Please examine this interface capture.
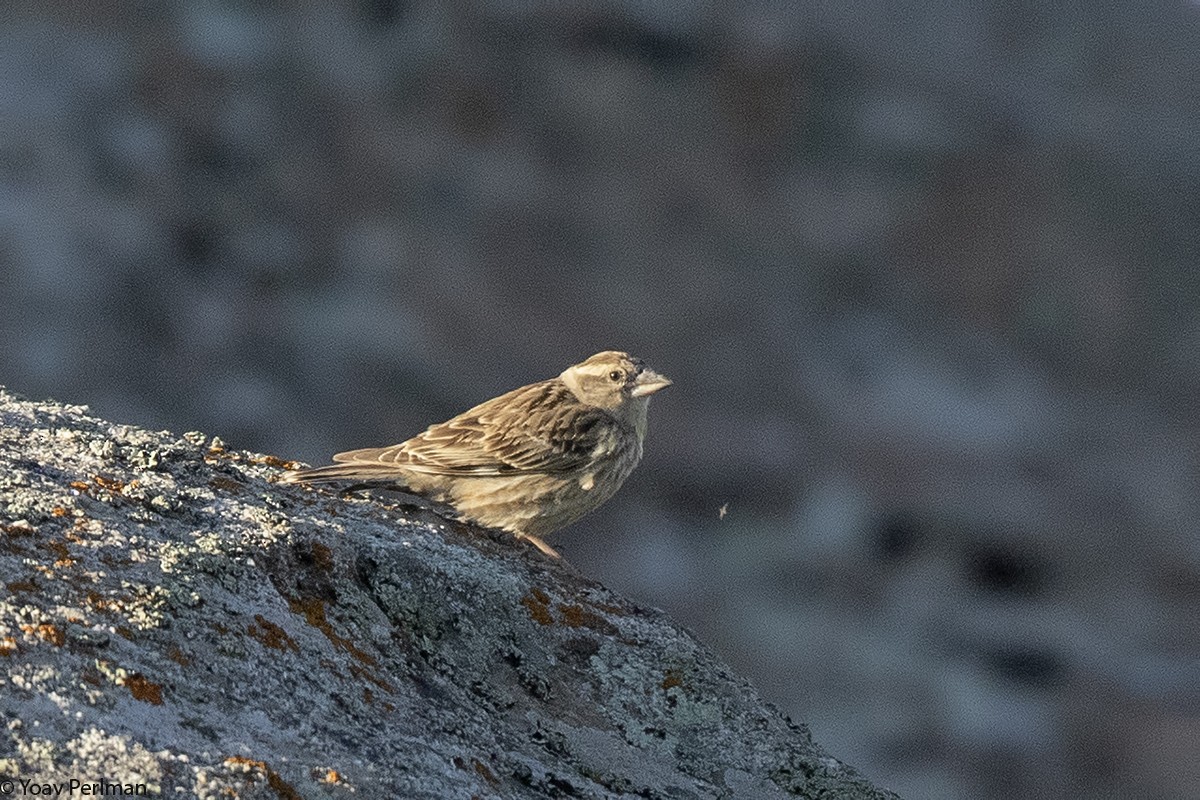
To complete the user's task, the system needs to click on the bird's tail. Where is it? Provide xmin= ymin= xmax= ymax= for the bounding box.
xmin=279 ymin=462 xmax=410 ymax=486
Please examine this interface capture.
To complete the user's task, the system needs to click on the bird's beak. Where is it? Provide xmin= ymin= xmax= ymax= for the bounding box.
xmin=631 ymin=368 xmax=672 ymax=397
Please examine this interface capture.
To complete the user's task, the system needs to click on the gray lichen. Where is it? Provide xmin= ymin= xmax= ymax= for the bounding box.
xmin=0 ymin=387 xmax=899 ymax=799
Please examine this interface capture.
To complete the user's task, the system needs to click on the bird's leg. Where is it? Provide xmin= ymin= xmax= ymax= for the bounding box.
xmin=518 ymin=533 xmax=561 ymax=559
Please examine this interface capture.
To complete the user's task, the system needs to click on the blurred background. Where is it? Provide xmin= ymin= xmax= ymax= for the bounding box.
xmin=3 ymin=2 xmax=1199 ymax=798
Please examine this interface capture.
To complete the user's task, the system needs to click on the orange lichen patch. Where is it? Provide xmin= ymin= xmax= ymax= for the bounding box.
xmin=347 ymin=663 xmax=396 ymax=694
xmin=287 ymin=596 xmax=395 ymax=694
xmin=1 ymin=524 xmax=37 ymax=549
xmin=555 ymin=604 xmax=617 ymax=635
xmin=452 ymin=756 xmax=500 ymax=787
xmin=520 ymin=590 xmax=618 ymax=633
xmin=287 ymin=596 xmax=377 ymax=666
xmin=662 ymin=669 xmax=684 ymax=691
xmin=315 ymin=768 xmax=345 ymax=785
xmin=39 ymin=624 xmax=66 ymax=646
xmin=45 ymin=539 xmax=75 ymax=568
xmin=223 ymin=757 xmax=301 ymax=800
xmin=123 ymin=673 xmax=163 ymax=705
xmin=247 ymin=614 xmax=300 ymax=653
xmin=472 ymin=759 xmax=500 ymax=787
xmin=69 ymin=475 xmax=131 ymax=503
xmin=51 ymin=507 xmax=69 ymax=518
xmin=5 ymin=579 xmax=38 ymax=593
xmin=521 ymin=590 xmax=554 ymax=626
xmin=309 ymin=541 xmax=335 ymax=573
xmin=0 ymin=636 xmax=18 ymax=656
xmin=86 ymin=591 xmax=113 ymax=612
xmin=208 ymin=476 xmax=243 ymax=493
xmin=20 ymin=623 xmax=65 ymax=647
xmin=249 ymin=454 xmax=297 ymax=469
xmin=92 ymin=474 xmax=127 ymax=493
xmin=167 ymin=646 xmax=192 ymax=667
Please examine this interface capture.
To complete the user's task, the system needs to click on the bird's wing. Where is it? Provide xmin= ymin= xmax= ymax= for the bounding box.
xmin=332 ymin=380 xmax=616 ymax=477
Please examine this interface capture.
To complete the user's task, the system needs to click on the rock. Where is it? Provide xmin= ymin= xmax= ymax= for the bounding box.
xmin=0 ymin=387 xmax=897 ymax=799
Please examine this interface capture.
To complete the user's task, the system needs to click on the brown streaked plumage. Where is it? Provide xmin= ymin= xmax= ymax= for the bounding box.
xmin=280 ymin=351 xmax=671 ymax=557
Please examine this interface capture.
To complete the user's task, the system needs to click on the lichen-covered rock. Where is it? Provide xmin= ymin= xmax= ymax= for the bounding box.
xmin=0 ymin=387 xmax=898 ymax=799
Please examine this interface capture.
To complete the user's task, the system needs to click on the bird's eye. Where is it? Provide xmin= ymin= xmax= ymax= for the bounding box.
xmin=609 ymin=370 xmax=624 ymax=383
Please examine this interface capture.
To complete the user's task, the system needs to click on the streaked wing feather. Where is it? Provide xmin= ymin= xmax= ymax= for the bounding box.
xmin=331 ymin=380 xmax=612 ymax=477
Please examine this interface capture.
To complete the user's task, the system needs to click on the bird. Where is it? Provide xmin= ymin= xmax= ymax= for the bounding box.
xmin=281 ymin=351 xmax=671 ymax=557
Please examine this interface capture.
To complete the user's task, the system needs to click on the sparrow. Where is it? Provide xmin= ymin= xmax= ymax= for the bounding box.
xmin=281 ymin=351 xmax=671 ymax=557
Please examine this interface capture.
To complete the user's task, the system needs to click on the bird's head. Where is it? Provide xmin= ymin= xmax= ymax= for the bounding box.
xmin=560 ymin=351 xmax=672 ymax=413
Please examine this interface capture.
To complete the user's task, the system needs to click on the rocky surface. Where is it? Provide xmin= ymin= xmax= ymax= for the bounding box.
xmin=0 ymin=387 xmax=897 ymax=799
